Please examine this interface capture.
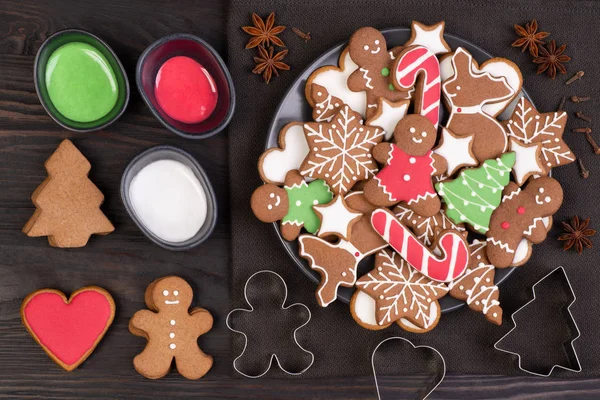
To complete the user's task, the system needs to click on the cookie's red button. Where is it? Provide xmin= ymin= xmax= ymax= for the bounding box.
xmin=501 ymin=221 xmax=510 ymax=230
xmin=517 ymin=206 xmax=525 ymax=215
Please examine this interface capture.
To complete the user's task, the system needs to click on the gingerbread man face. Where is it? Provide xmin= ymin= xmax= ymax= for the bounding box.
xmin=250 ymin=184 xmax=289 ymax=222
xmin=149 ymin=276 xmax=194 ymax=312
xmin=525 ymin=178 xmax=563 ymax=215
xmin=348 ymin=27 xmax=388 ymax=66
xmin=393 ymin=114 xmax=437 ymax=156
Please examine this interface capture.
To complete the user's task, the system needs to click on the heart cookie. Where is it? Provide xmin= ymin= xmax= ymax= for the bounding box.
xmin=21 ymin=286 xmax=115 ymax=371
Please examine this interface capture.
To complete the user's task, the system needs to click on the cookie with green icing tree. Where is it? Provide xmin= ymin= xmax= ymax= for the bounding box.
xmin=436 ymin=152 xmax=516 ymax=234
xmin=250 ymin=170 xmax=333 ymax=241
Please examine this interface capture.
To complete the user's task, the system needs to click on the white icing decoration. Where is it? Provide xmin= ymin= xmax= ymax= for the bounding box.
xmin=359 ymin=67 xmax=374 ymax=89
xmin=314 ymin=196 xmax=362 ymax=239
xmin=509 ymin=138 xmax=545 ymax=186
xmin=260 ymin=124 xmax=309 ymax=185
xmin=404 ymin=21 xmax=450 ymax=55
xmin=311 ymin=51 xmax=367 ymax=116
xmin=170 ymin=320 xmax=176 ymax=325
xmin=434 ymin=127 xmax=477 ymax=175
xmin=366 ymin=99 xmax=409 ymax=140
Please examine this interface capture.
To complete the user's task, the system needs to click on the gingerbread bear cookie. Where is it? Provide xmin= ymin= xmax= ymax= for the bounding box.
xmin=347 ymin=27 xmax=412 ymax=117
xmin=258 ymin=122 xmax=309 ymax=185
xmin=364 ymin=114 xmax=447 ymax=216
xmin=442 ymin=48 xmax=515 ymax=162
xmin=251 ymin=170 xmax=333 ymax=241
xmin=129 ymin=276 xmax=213 ymax=380
xmin=486 ymin=177 xmax=563 ymax=268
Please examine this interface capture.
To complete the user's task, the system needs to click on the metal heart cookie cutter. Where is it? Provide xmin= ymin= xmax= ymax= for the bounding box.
xmin=494 ymin=266 xmax=581 ymax=377
xmin=226 ymin=270 xmax=314 ymax=378
xmin=372 ymin=337 xmax=446 ymax=400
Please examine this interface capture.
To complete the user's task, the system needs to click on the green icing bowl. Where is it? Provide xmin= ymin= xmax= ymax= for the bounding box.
xmin=34 ymin=29 xmax=130 ymax=132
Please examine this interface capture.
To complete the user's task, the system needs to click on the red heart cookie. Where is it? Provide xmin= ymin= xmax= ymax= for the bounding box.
xmin=21 ymin=286 xmax=115 ymax=371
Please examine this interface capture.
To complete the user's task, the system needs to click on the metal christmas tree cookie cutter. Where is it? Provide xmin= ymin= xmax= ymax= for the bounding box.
xmin=494 ymin=266 xmax=582 ymax=377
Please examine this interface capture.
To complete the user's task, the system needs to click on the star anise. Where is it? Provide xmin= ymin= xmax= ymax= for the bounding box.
xmin=559 ymin=216 xmax=595 ymax=254
xmin=512 ymin=19 xmax=549 ymax=57
xmin=533 ymin=40 xmax=571 ymax=79
xmin=253 ymin=46 xmax=290 ymax=84
xmin=242 ymin=12 xmax=286 ymax=49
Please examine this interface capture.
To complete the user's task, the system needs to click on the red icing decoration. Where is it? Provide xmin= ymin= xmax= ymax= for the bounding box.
xmin=355 ymin=251 xmax=360 ymax=257
xmin=457 ymin=108 xmax=462 ymax=113
xmin=155 ymin=56 xmax=218 ymax=124
xmin=374 ymin=146 xmax=436 ymax=203
xmin=371 ymin=209 xmax=469 ymax=282
xmin=395 ymin=46 xmax=441 ymax=128
xmin=23 ymin=290 xmax=113 ymax=367
xmin=501 ymin=221 xmax=510 ymax=229
xmin=517 ymin=206 xmax=525 ymax=215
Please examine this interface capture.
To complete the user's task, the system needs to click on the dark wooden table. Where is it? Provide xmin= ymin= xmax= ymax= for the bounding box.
xmin=0 ymin=0 xmax=598 ymax=398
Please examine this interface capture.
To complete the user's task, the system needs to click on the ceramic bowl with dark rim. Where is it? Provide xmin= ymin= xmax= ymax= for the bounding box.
xmin=266 ymin=28 xmax=535 ymax=312
xmin=121 ymin=145 xmax=218 ymax=251
xmin=34 ymin=29 xmax=130 ymax=132
xmin=136 ymin=34 xmax=235 ymax=139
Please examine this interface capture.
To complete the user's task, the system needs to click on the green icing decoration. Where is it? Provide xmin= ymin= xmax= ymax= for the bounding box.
xmin=388 ymin=83 xmax=395 ymax=91
xmin=282 ymin=179 xmax=332 ymax=233
xmin=381 ymin=67 xmax=390 ymax=77
xmin=435 ymin=152 xmax=516 ymax=234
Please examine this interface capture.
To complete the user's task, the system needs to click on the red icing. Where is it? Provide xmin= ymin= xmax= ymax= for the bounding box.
xmin=517 ymin=206 xmax=525 ymax=215
xmin=371 ymin=209 xmax=469 ymax=282
xmin=457 ymin=108 xmax=462 ymax=113
xmin=354 ymin=251 xmax=360 ymax=257
xmin=375 ymin=146 xmax=436 ymax=203
xmin=395 ymin=46 xmax=440 ymax=127
xmin=501 ymin=221 xmax=510 ymax=229
xmin=155 ymin=56 xmax=218 ymax=124
xmin=23 ymin=290 xmax=112 ymax=366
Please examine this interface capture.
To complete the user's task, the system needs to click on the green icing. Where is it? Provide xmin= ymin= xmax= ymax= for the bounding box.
xmin=46 ymin=42 xmax=118 ymax=123
xmin=381 ymin=67 xmax=390 ymax=77
xmin=388 ymin=83 xmax=395 ymax=91
xmin=436 ymin=152 xmax=516 ymax=234
xmin=282 ymin=179 xmax=332 ymax=233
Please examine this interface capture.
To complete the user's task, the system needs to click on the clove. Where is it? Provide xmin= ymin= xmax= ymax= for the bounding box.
xmin=571 ymin=95 xmax=591 ymax=103
xmin=573 ymin=128 xmax=600 ymax=154
xmin=578 ymin=158 xmax=590 ymax=178
xmin=566 ymin=71 xmax=584 ymax=85
xmin=558 ymin=96 xmax=567 ymax=112
xmin=575 ymin=111 xmax=592 ymax=122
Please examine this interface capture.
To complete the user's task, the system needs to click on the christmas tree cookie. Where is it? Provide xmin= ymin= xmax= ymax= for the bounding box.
xmin=436 ymin=152 xmax=515 ymax=234
xmin=23 ymin=140 xmax=114 ymax=248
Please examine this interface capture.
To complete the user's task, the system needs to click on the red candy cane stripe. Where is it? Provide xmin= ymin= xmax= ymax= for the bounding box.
xmin=394 ymin=46 xmax=441 ymax=128
xmin=371 ymin=208 xmax=469 ymax=282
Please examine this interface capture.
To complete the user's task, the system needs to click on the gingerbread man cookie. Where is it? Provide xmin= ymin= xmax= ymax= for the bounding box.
xmin=364 ymin=114 xmax=447 ymax=217
xmin=251 ymin=170 xmax=333 ymax=241
xmin=486 ymin=177 xmax=563 ymax=268
xmin=129 ymin=276 xmax=213 ymax=380
xmin=347 ymin=27 xmax=412 ymax=117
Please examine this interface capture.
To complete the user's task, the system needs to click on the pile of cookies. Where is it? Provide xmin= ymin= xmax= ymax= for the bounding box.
xmin=251 ymin=23 xmax=574 ymax=333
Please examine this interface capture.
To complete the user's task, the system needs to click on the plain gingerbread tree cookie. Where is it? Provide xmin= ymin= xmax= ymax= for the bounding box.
xmin=129 ymin=276 xmax=213 ymax=380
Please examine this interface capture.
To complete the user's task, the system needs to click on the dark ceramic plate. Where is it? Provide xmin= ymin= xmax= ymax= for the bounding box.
xmin=136 ymin=34 xmax=235 ymax=139
xmin=266 ymin=28 xmax=534 ymax=312
xmin=34 ymin=29 xmax=130 ymax=132
xmin=121 ymin=146 xmax=218 ymax=251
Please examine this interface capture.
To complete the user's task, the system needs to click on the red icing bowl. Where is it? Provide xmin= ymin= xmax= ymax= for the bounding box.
xmin=136 ymin=34 xmax=235 ymax=139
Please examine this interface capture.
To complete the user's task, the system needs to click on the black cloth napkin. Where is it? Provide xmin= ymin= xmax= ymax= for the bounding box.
xmin=227 ymin=0 xmax=600 ymax=377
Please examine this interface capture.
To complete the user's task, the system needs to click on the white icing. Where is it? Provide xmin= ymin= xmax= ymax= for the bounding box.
xmin=359 ymin=68 xmax=374 ymax=89
xmin=260 ymin=124 xmax=309 ymax=185
xmin=314 ymin=196 xmax=362 ymax=239
xmin=353 ymin=290 xmax=379 ymax=326
xmin=170 ymin=319 xmax=176 ymax=325
xmin=434 ymin=127 xmax=477 ymax=175
xmin=509 ymin=138 xmax=544 ymax=186
xmin=366 ymin=99 xmax=409 ymax=140
xmin=311 ymin=51 xmax=367 ymax=116
xmin=129 ymin=159 xmax=207 ymax=243
xmin=170 ymin=343 xmax=176 ymax=350
xmin=404 ymin=22 xmax=450 ymax=55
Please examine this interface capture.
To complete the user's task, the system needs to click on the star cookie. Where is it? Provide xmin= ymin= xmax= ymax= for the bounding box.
xmin=366 ymin=98 xmax=410 ymax=140
xmin=404 ymin=21 xmax=451 ymax=55
xmin=503 ymin=97 xmax=574 ymax=172
xmin=314 ymin=195 xmax=362 ymax=241
xmin=300 ymin=105 xmax=384 ymax=196
xmin=433 ymin=127 xmax=477 ymax=176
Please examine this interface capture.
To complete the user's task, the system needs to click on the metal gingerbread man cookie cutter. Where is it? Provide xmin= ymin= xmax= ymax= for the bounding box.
xmin=494 ymin=266 xmax=582 ymax=377
xmin=226 ymin=270 xmax=315 ymax=378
